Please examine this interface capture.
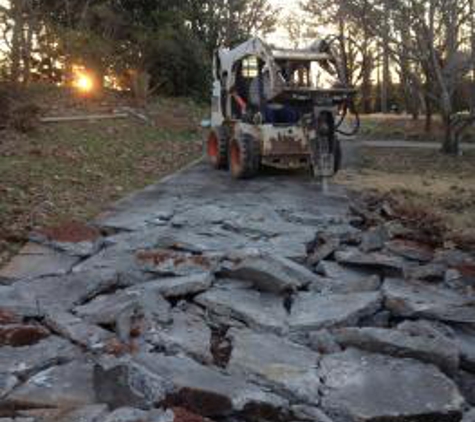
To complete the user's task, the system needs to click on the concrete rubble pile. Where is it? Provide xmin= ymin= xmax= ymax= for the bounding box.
xmin=0 ymin=164 xmax=474 ymax=422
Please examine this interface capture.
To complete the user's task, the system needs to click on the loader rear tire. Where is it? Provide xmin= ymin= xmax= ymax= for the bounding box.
xmin=229 ymin=134 xmax=260 ymax=179
xmin=207 ymin=127 xmax=229 ymax=170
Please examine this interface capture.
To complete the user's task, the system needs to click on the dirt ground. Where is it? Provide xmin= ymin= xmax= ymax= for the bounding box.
xmin=0 ymin=92 xmax=205 ymax=267
xmin=337 ymin=146 xmax=475 ymax=250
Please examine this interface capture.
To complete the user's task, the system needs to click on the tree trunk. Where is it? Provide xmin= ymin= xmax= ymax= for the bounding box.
xmin=10 ymin=0 xmax=24 ymax=83
xmin=441 ymin=115 xmax=460 ymax=155
xmin=424 ymin=99 xmax=432 ymax=133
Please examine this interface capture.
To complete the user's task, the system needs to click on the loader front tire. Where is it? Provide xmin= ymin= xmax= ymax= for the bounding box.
xmin=207 ymin=127 xmax=229 ymax=170
xmin=229 ymin=134 xmax=260 ymax=179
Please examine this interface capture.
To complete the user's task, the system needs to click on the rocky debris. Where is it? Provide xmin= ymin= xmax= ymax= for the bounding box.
xmin=314 ymin=261 xmax=381 ymax=294
xmin=289 ymin=292 xmax=382 ymax=334
xmin=404 ymin=262 xmax=447 ymax=282
xmin=0 ymin=373 xmax=18 ymax=400
xmin=30 ymin=221 xmax=103 ymax=258
xmin=463 ymin=409 xmax=475 ymax=422
xmin=0 ymin=336 xmax=78 ymax=379
xmin=455 ymin=370 xmax=475 ymax=406
xmin=320 ymin=349 xmax=465 ymax=422
xmin=335 ymin=248 xmax=406 ymax=275
xmin=291 ymin=405 xmax=335 ymax=422
xmin=0 ymin=243 xmax=81 ymax=284
xmin=383 ymin=278 xmax=475 ymax=324
xmin=385 ymin=239 xmax=434 ymax=263
xmin=227 ymin=328 xmax=321 ymax=403
xmin=45 ymin=311 xmax=114 ymax=352
xmin=196 ymin=287 xmax=288 ymax=335
xmin=304 ymin=329 xmax=342 ymax=354
xmin=136 ymin=353 xmax=288 ymax=419
xmin=75 ymin=289 xmax=170 ymax=328
xmin=222 ymin=252 xmax=319 ymax=293
xmin=171 ymin=407 xmax=215 ymax=422
xmin=4 ymin=361 xmax=96 ymax=409
xmin=451 ymin=325 xmax=475 ymax=373
xmin=360 ymin=225 xmax=389 ymax=253
xmin=2 ymin=164 xmax=475 ymax=422
xmin=0 ymin=270 xmax=122 ymax=317
xmin=0 ymin=324 xmax=50 ymax=347
xmin=28 ymin=404 xmax=110 ymax=422
xmin=137 ymin=250 xmax=220 ymax=277
xmin=145 ymin=306 xmax=213 ymax=365
xmin=306 ymin=232 xmax=340 ymax=266
xmin=332 ymin=327 xmax=459 ymax=374
xmin=103 ymin=407 xmax=174 ymax=422
xmin=135 ymin=273 xmax=214 ymax=299
xmin=94 ymin=357 xmax=168 ymax=410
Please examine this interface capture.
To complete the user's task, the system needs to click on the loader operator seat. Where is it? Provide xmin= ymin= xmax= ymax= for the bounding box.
xmin=249 ymin=76 xmax=299 ymax=125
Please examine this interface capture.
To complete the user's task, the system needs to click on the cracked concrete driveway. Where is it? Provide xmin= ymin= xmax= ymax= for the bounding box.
xmin=1 ymin=161 xmax=474 ymax=422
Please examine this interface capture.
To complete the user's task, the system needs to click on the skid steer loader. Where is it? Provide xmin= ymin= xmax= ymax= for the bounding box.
xmin=206 ymin=37 xmax=358 ymax=180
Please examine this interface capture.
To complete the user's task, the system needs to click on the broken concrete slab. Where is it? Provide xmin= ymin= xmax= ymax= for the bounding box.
xmin=75 ymin=288 xmax=170 ymax=327
xmin=0 ymin=270 xmax=122 ymax=317
xmin=320 ymin=349 xmax=465 ymax=422
xmin=136 ymin=353 xmax=288 ymax=418
xmin=134 ymin=273 xmax=213 ymax=299
xmin=45 ymin=311 xmax=114 ymax=352
xmin=0 ymin=243 xmax=81 ymax=284
xmin=383 ymin=278 xmax=475 ymax=324
xmin=451 ymin=326 xmax=475 ymax=373
xmin=289 ymin=292 xmax=381 ymax=333
xmin=145 ymin=306 xmax=213 ymax=365
xmin=291 ymin=405 xmax=335 ymax=422
xmin=30 ymin=222 xmax=104 ymax=258
xmin=385 ymin=239 xmax=434 ymax=263
xmin=359 ymin=226 xmax=389 ymax=253
xmin=0 ymin=373 xmax=18 ymax=400
xmin=223 ymin=252 xmax=319 ymax=293
xmin=463 ymin=409 xmax=475 ymax=422
xmin=227 ymin=328 xmax=321 ymax=404
xmin=306 ymin=232 xmax=340 ymax=266
xmin=404 ymin=263 xmax=447 ymax=282
xmin=335 ymin=248 xmax=406 ymax=275
xmin=4 ymin=361 xmax=96 ymax=409
xmin=64 ymin=405 xmax=110 ymax=422
xmin=304 ymin=329 xmax=342 ymax=355
xmin=314 ymin=261 xmax=381 ymax=294
xmin=196 ymin=287 xmax=288 ymax=335
xmin=332 ymin=327 xmax=459 ymax=374
xmin=94 ymin=357 xmax=168 ymax=410
xmin=136 ymin=250 xmax=221 ymax=277
xmin=0 ymin=336 xmax=79 ymax=379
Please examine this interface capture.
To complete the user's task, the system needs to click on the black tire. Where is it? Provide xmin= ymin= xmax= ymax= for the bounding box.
xmin=207 ymin=126 xmax=229 ymax=170
xmin=229 ymin=134 xmax=260 ymax=179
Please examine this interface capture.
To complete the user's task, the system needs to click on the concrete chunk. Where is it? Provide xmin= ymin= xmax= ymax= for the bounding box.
xmin=5 ymin=361 xmax=96 ymax=409
xmin=289 ymin=292 xmax=381 ymax=333
xmin=196 ymin=287 xmax=287 ymax=334
xmin=136 ymin=353 xmax=288 ymax=418
xmin=320 ymin=349 xmax=465 ymax=422
xmin=227 ymin=329 xmax=321 ymax=404
xmin=333 ymin=327 xmax=459 ymax=374
xmin=384 ymin=278 xmax=475 ymax=324
xmin=224 ymin=252 xmax=319 ymax=293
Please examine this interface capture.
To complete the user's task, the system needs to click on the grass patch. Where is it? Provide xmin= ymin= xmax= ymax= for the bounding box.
xmin=0 ymin=97 xmax=206 ymax=266
xmin=359 ymin=114 xmax=475 ymax=143
xmin=337 ymin=148 xmax=475 ymax=250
